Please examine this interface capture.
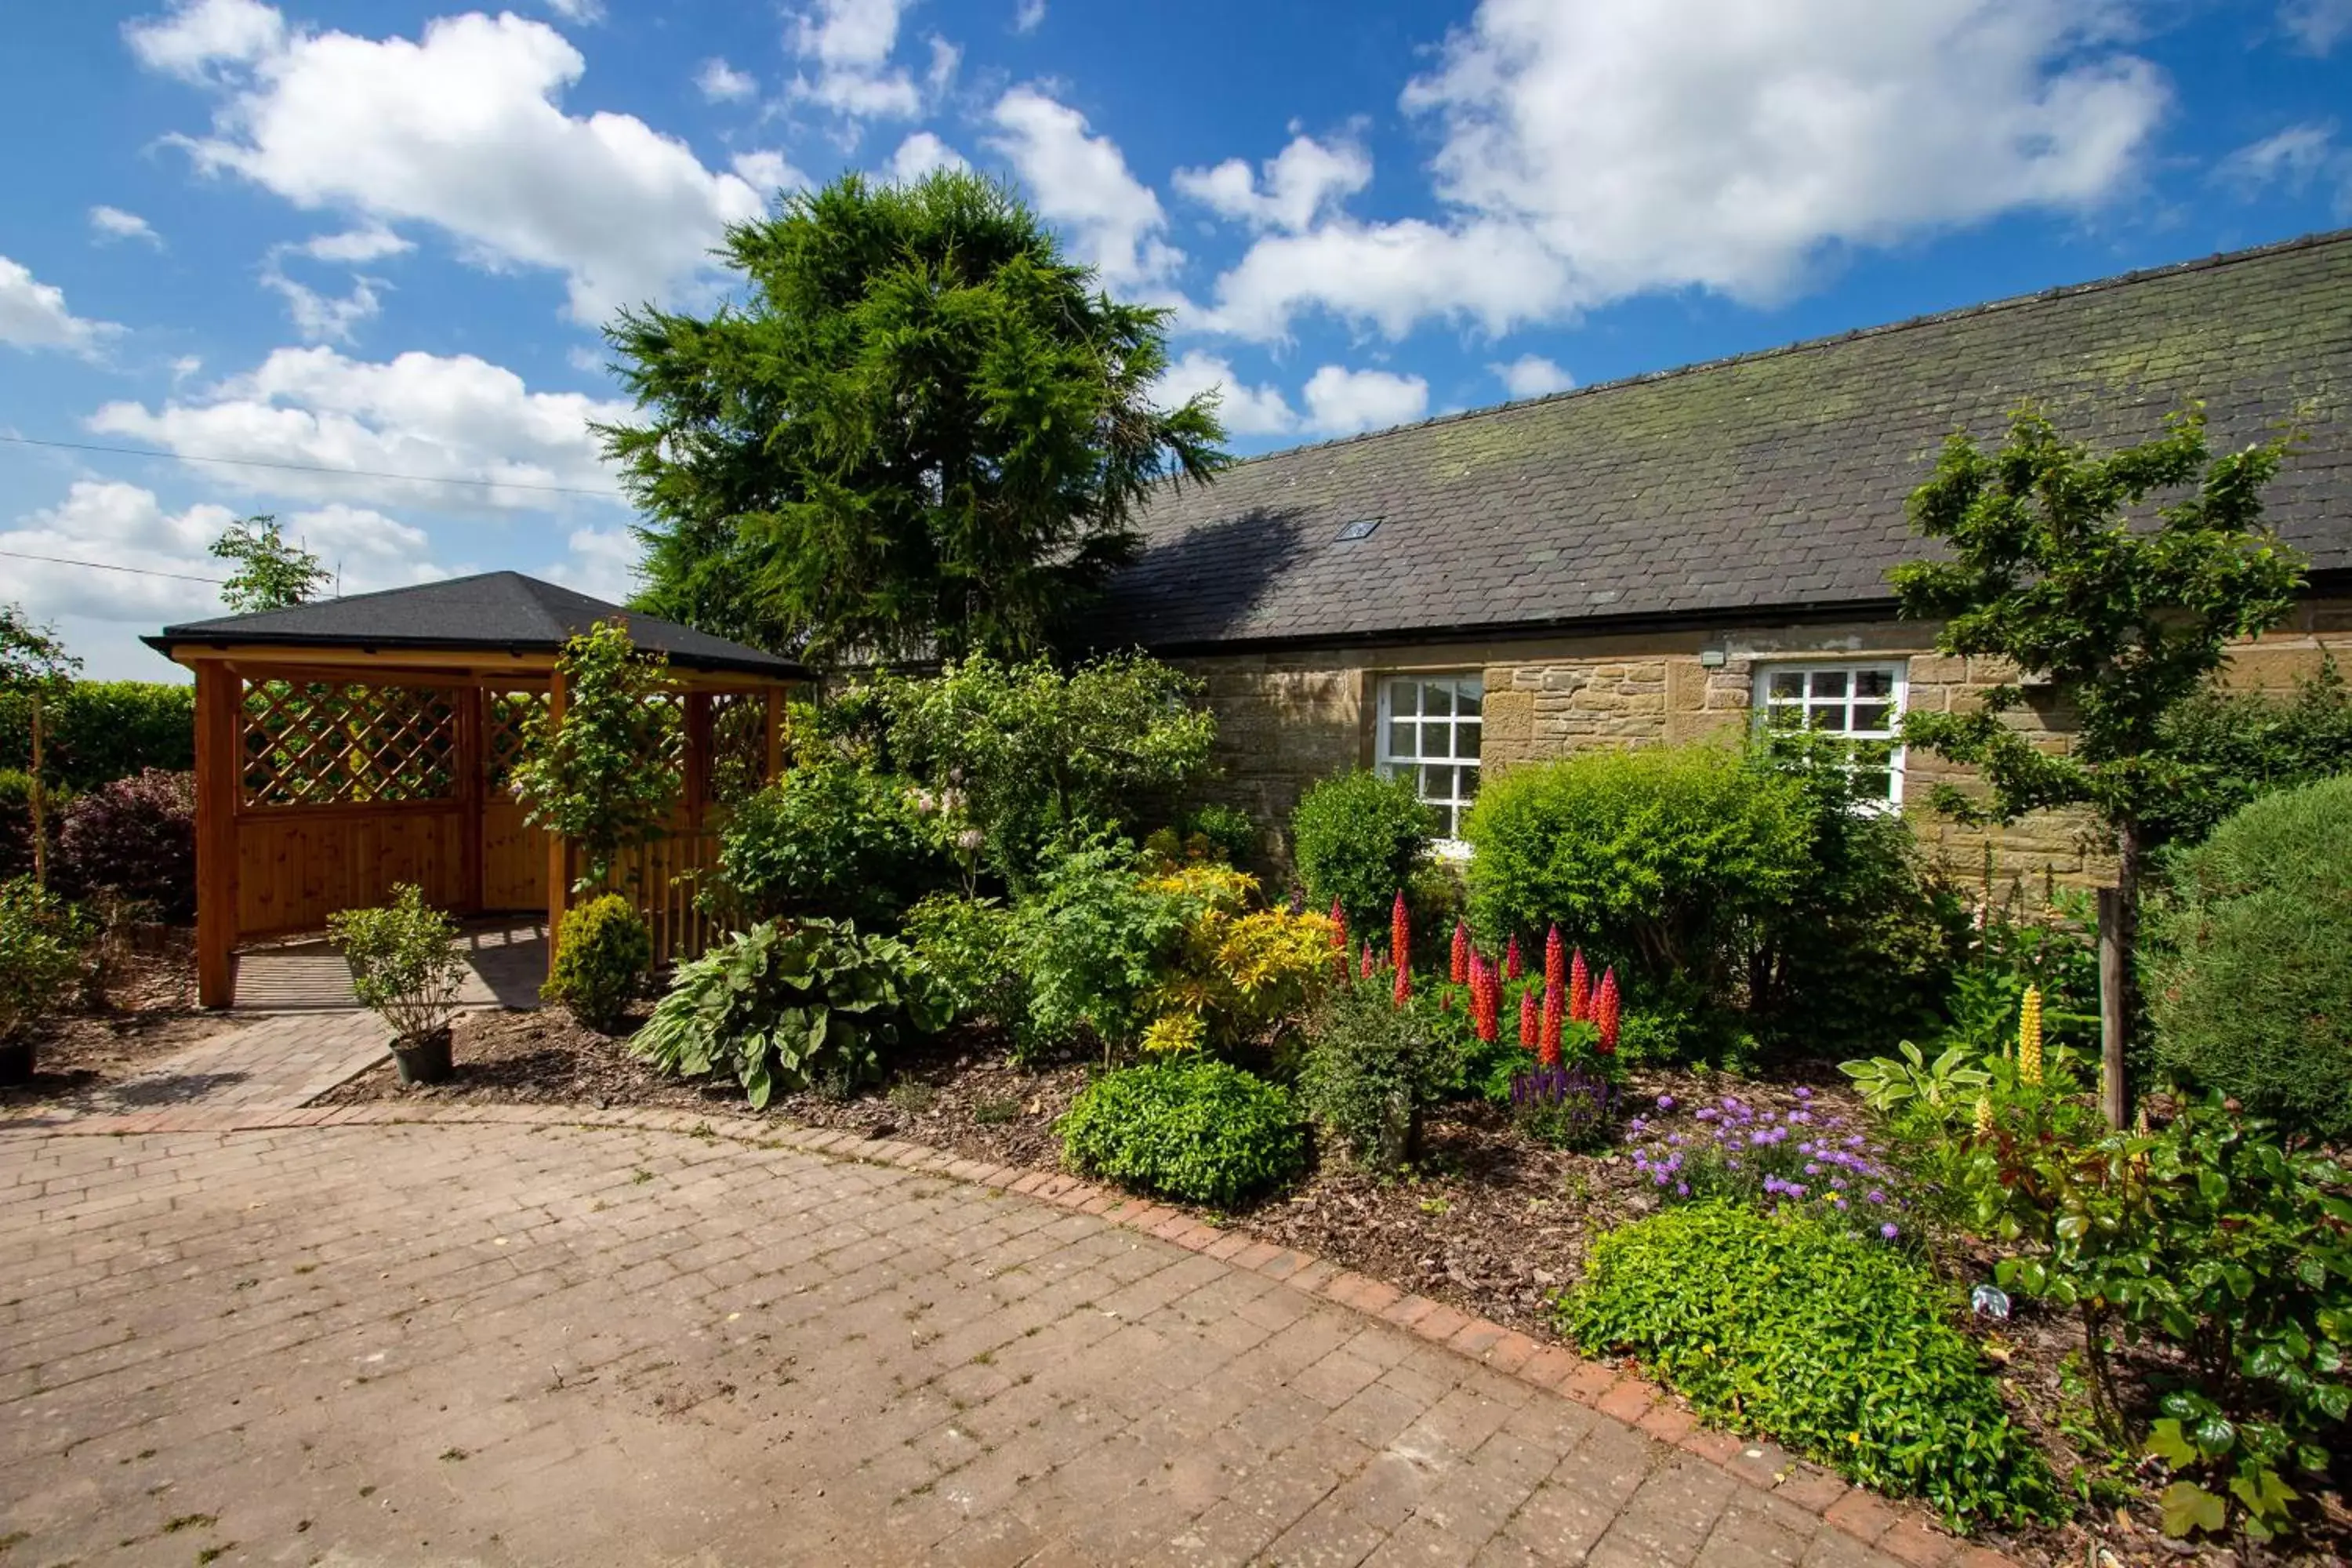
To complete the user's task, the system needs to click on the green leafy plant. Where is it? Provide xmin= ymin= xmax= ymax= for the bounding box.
xmin=541 ymin=894 xmax=652 ymax=1033
xmin=2140 ymin=774 xmax=2352 ymax=1139
xmin=56 ymin=769 xmax=195 ymax=924
xmin=509 ymin=620 xmax=684 ymax=893
xmin=1562 ymin=1203 xmax=2065 ymax=1528
xmin=0 ymin=877 xmax=90 ymax=1045
xmin=209 ymin=514 xmax=328 ymax=612
xmin=1179 ymin=803 xmax=1258 ymax=866
xmin=714 ymin=762 xmax=950 ymax=927
xmin=1509 ymin=1065 xmax=1619 ymax=1151
xmin=0 ymin=604 xmax=78 ymax=889
xmin=2143 ymin=660 xmax=2352 ymax=850
xmin=1463 ymin=743 xmax=1813 ymax=1000
xmin=878 ymin=653 xmax=1215 ymax=884
xmin=1839 ymin=1040 xmax=1991 ymax=1119
xmin=1289 ymin=769 xmax=1432 ymax=936
xmin=630 ymin=916 xmax=942 ymax=1106
xmin=998 ymin=833 xmax=1189 ymax=1056
xmin=0 ymin=681 xmax=194 ymax=792
xmin=1295 ymin=980 xmax=1441 ymax=1167
xmin=1058 ymin=1058 xmax=1306 ymax=1207
xmin=1992 ymin=1099 xmax=2351 ymax=1544
xmin=901 ymin=891 xmax=1028 ymax=1030
xmin=327 ymin=884 xmax=467 ymax=1044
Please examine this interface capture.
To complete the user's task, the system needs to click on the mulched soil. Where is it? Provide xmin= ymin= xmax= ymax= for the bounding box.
xmin=319 ymin=1018 xmax=2346 ymax=1566
xmin=1 ymin=931 xmax=242 ymax=1109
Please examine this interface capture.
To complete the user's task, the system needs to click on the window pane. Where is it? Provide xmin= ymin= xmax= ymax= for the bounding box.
xmin=1854 ymin=669 xmax=1893 ymax=699
xmin=1421 ymin=681 xmax=1454 ymax=717
xmin=1456 ymin=717 xmax=1482 ymax=757
xmin=1421 ymin=763 xmax=1449 ymax=800
xmin=1853 ymin=771 xmax=1893 ymax=800
xmin=1809 ymin=670 xmax=1848 ymax=699
xmin=1456 ymin=684 xmax=1483 ymax=717
xmin=1809 ymin=706 xmax=1848 ymax=731
xmin=1422 ymin=721 xmax=1452 ymax=759
xmin=1768 ymin=670 xmax=1806 ymax=699
xmin=1385 ymin=678 xmax=1417 ymax=717
xmin=1458 ymin=764 xmax=1480 ymax=800
xmin=1851 ymin=702 xmax=1892 ymax=732
xmin=1387 ymin=720 xmax=1414 ymax=759
xmin=1765 ymin=706 xmax=1803 ymax=731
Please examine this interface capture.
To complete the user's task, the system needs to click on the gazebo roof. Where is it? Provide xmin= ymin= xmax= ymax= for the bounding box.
xmin=146 ymin=571 xmax=806 ymax=679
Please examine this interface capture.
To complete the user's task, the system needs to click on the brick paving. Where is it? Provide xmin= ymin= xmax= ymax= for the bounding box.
xmin=0 ymin=1112 xmax=1962 ymax=1567
xmin=2 ymin=1011 xmax=390 ymax=1127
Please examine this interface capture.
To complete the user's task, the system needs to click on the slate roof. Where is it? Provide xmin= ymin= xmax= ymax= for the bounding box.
xmin=147 ymin=571 xmax=806 ymax=678
xmin=1093 ymin=230 xmax=2352 ymax=652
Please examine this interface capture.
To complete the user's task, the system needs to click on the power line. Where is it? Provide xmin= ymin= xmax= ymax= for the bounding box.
xmin=0 ymin=547 xmax=227 ymax=585
xmin=0 ymin=432 xmax=622 ymax=499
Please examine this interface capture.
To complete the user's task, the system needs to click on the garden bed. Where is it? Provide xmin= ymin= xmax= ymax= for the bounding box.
xmin=1 ymin=930 xmax=241 ymax=1109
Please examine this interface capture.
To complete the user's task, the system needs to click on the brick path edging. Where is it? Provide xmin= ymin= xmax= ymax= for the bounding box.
xmin=6 ymin=1101 xmax=2016 ymax=1568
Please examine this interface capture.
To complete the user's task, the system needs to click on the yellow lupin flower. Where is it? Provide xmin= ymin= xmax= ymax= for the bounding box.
xmin=1974 ymin=1092 xmax=1995 ymax=1137
xmin=2016 ymin=985 xmax=2043 ymax=1087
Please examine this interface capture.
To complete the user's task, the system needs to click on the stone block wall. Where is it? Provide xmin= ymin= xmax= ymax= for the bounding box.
xmin=1181 ymin=596 xmax=2352 ymax=893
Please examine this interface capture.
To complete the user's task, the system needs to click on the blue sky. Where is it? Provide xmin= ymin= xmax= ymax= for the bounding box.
xmin=4 ymin=0 xmax=2350 ymax=677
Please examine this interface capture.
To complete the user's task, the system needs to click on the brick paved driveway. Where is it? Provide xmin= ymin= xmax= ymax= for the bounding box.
xmin=2 ymin=1120 xmax=1916 ymax=1567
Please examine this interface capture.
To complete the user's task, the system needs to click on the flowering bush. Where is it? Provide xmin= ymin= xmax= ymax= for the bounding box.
xmin=1626 ymin=1087 xmax=1909 ymax=1243
xmin=1144 ymin=863 xmax=1335 ymax=1048
xmin=1510 ymin=1065 xmax=1618 ymax=1150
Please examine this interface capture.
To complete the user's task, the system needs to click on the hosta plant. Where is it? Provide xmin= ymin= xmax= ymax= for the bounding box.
xmin=630 ymin=916 xmax=945 ymax=1106
xmin=1838 ymin=1039 xmax=1991 ymax=1120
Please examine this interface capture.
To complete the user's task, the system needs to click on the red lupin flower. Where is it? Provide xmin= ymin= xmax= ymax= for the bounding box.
xmin=1359 ymin=941 xmax=1376 ymax=980
xmin=1541 ymin=926 xmax=1566 ymax=1066
xmin=1519 ymin=986 xmax=1538 ymax=1050
xmin=1595 ymin=967 xmax=1621 ymax=1054
xmin=1567 ymin=949 xmax=1591 ymax=1025
xmin=1390 ymin=890 xmax=1410 ymax=975
xmin=1504 ymin=934 xmax=1523 ymax=981
xmin=1330 ymin=898 xmax=1351 ymax=981
xmin=1392 ymin=956 xmax=1410 ymax=1008
xmin=1450 ymin=918 xmax=1470 ymax=985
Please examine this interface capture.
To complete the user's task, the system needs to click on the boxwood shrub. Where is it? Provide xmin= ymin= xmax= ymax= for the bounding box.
xmin=1058 ymin=1058 xmax=1306 ymax=1208
xmin=1289 ymin=769 xmax=1432 ymax=935
xmin=1559 ymin=1202 xmax=2064 ymax=1530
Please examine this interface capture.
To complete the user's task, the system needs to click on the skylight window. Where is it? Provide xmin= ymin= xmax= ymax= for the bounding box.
xmin=1335 ymin=518 xmax=1380 ymax=542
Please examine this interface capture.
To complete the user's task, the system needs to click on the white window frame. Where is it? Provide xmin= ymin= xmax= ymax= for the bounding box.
xmin=1752 ymin=660 xmax=1909 ymax=809
xmin=1376 ymin=673 xmax=1483 ymax=851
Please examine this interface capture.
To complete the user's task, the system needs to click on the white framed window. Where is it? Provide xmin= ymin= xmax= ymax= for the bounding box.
xmin=1755 ymin=662 xmax=1908 ymax=807
xmin=1377 ymin=673 xmax=1483 ymax=842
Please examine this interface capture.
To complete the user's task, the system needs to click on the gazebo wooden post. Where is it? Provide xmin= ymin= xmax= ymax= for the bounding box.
xmin=457 ymin=682 xmax=485 ymax=915
xmin=684 ymin=691 xmax=712 ymax=839
xmin=764 ymin=686 xmax=785 ymax=783
xmin=544 ymin=667 xmax=568 ymax=965
xmin=192 ymin=660 xmax=240 ymax=1009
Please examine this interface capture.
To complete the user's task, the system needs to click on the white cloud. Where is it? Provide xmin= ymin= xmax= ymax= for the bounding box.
xmin=293 ymin=224 xmax=410 ymax=263
xmin=1492 ymin=353 xmax=1573 ymax=398
xmin=925 ymin=35 xmax=960 ymax=95
xmin=124 ymin=0 xmax=285 ymax=81
xmin=697 ymin=57 xmax=757 ymax=103
xmin=2281 ymin=0 xmax=2352 ymax=54
xmin=0 ymin=256 xmax=121 ymax=357
xmin=0 ymin=482 xmax=435 ymax=642
xmin=546 ymin=525 xmax=641 ymax=603
xmin=886 ymin=130 xmax=965 ymax=183
xmin=1152 ymin=350 xmax=1298 ymax=438
xmin=790 ymin=0 xmax=924 ymax=119
xmin=2215 ymin=122 xmax=2352 ymax=215
xmin=1301 ymin=365 xmax=1428 ymax=436
xmin=131 ymin=2 xmax=768 ymax=324
xmin=89 ymin=345 xmax=632 ymax=512
xmin=543 ymin=0 xmax=604 ymax=23
xmin=89 ymin=206 xmax=163 ymax=247
xmin=731 ymin=150 xmax=807 ymax=198
xmin=989 ymin=87 xmax=1180 ymax=291
xmin=1200 ymin=0 xmax=2165 ymax=341
xmin=1173 ymin=135 xmax=1371 ymax=233
xmin=1014 ymin=0 xmax=1046 ymax=32
xmin=262 ymin=267 xmax=383 ymax=343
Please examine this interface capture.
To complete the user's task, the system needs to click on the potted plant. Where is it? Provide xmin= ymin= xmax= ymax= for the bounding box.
xmin=0 ymin=877 xmax=89 ymax=1083
xmin=328 ymin=883 xmax=468 ymax=1084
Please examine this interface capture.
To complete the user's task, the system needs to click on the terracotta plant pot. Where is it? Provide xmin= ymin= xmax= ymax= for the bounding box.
xmin=0 ymin=1040 xmax=33 ymax=1085
xmin=390 ymin=1027 xmax=454 ymax=1086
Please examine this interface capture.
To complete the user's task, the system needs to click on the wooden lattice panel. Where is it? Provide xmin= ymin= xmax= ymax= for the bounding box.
xmin=240 ymin=679 xmax=459 ymax=808
xmin=706 ymin=692 xmax=768 ymax=804
xmin=485 ymin=691 xmax=550 ymax=789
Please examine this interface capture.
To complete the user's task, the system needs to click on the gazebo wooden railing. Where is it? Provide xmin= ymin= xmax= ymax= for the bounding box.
xmin=147 ymin=572 xmax=806 ymax=1009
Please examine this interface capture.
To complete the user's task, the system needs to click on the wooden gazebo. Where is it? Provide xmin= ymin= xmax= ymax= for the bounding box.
xmin=147 ymin=572 xmax=807 ymax=1008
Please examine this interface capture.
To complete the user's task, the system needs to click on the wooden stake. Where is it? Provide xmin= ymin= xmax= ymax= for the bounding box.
xmin=544 ymin=669 xmax=568 ymax=975
xmin=2097 ymin=884 xmax=2128 ymax=1130
xmin=27 ymin=692 xmax=45 ymax=888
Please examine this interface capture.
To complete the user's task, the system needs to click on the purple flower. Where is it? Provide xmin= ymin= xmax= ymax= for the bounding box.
xmin=1804 ymin=1163 xmax=1820 ymax=1175
xmin=1832 ymin=1195 xmax=1849 ymax=1210
xmin=1794 ymin=1087 xmax=1813 ymax=1101
xmin=1695 ymin=1107 xmax=1718 ymax=1122
xmin=1881 ymin=1223 xmax=1900 ymax=1240
xmin=1657 ymin=1094 xmax=1676 ymax=1111
xmin=1674 ymin=1182 xmax=1690 ymax=1197
xmin=1866 ymin=1189 xmax=1885 ymax=1205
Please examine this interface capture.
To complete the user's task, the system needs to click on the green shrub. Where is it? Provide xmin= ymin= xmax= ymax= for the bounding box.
xmin=1058 ymin=1058 xmax=1306 ymax=1207
xmin=1290 ymin=769 xmax=1432 ymax=935
xmin=0 ymin=768 xmax=50 ymax=884
xmin=1991 ymin=1099 xmax=2351 ymax=1545
xmin=2143 ymin=662 xmax=2352 ymax=851
xmin=1296 ymin=981 xmax=1441 ymax=1166
xmin=715 ymin=763 xmax=950 ymax=927
xmin=1562 ymin=1203 xmax=2063 ymax=1529
xmin=2140 ymin=775 xmax=2352 ymax=1139
xmin=0 ymin=877 xmax=89 ymax=1044
xmin=328 ymin=884 xmax=467 ymax=1044
xmin=56 ymin=769 xmax=195 ymax=923
xmin=1181 ymin=802 xmax=1258 ymax=866
xmin=0 ymin=681 xmax=194 ymax=792
xmin=1002 ymin=834 xmax=1189 ymax=1054
xmin=902 ymin=891 xmax=1028 ymax=1029
xmin=631 ymin=916 xmax=943 ymax=1105
xmin=542 ymin=894 xmax=652 ymax=1032
xmin=1463 ymin=744 xmax=1813 ymax=997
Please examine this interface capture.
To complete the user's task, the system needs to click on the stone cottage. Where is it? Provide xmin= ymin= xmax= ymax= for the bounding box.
xmin=1093 ymin=230 xmax=2352 ymax=890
